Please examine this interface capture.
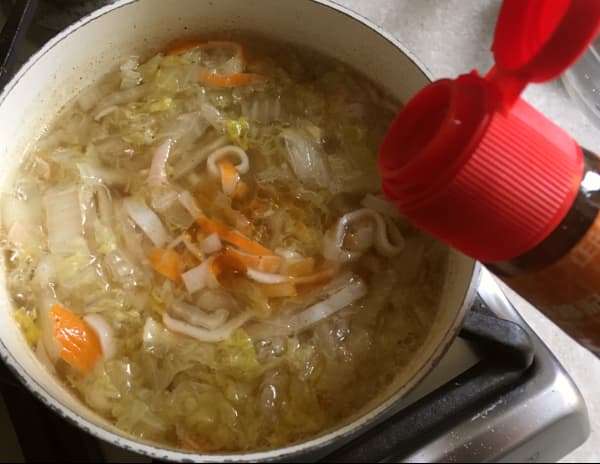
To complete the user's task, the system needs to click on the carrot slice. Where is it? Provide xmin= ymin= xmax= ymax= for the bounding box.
xmin=197 ymin=216 xmax=272 ymax=256
xmin=223 ymin=247 xmax=281 ymax=273
xmin=198 ymin=71 xmax=266 ymax=88
xmin=218 ymin=160 xmax=240 ymax=197
xmin=167 ymin=40 xmax=266 ymax=88
xmin=50 ymin=304 xmax=102 ymax=374
xmin=197 ymin=216 xmax=229 ymax=238
xmin=258 ymin=282 xmax=297 ymax=298
xmin=149 ymin=248 xmax=185 ymax=281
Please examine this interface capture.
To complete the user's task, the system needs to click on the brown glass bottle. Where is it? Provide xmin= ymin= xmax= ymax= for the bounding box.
xmin=488 ymin=148 xmax=600 ymax=354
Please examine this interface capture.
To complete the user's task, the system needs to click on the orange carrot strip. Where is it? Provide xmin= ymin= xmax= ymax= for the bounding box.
xmin=223 ymin=247 xmax=281 ymax=273
xmin=149 ymin=248 xmax=184 ymax=281
xmin=197 ymin=216 xmax=272 ymax=256
xmin=50 ymin=304 xmax=102 ymax=374
xmin=197 ymin=216 xmax=229 ymax=238
xmin=258 ymin=282 xmax=298 ymax=298
xmin=219 ymin=160 xmax=240 ymax=197
xmin=198 ymin=71 xmax=267 ymax=88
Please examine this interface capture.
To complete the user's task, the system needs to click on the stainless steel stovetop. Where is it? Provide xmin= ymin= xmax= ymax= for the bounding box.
xmin=0 ymin=2 xmax=592 ymax=462
xmin=395 ymin=271 xmax=590 ymax=463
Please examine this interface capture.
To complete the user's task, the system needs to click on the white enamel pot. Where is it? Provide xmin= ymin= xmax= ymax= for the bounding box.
xmin=0 ymin=0 xmax=479 ymax=461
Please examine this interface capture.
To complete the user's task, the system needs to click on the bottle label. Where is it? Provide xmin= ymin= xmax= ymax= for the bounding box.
xmin=504 ymin=213 xmax=600 ymax=352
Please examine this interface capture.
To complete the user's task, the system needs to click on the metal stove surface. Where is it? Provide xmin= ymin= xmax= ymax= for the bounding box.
xmin=395 ymin=271 xmax=590 ymax=463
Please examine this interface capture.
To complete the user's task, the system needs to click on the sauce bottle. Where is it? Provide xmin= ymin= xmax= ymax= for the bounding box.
xmin=379 ymin=0 xmax=600 ymax=354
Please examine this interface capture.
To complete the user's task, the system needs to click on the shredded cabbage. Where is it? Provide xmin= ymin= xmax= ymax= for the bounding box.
xmin=44 ymin=187 xmax=87 ymax=255
xmin=281 ymin=128 xmax=330 ymax=189
xmin=226 ymin=118 xmax=250 ymax=149
xmin=1 ymin=38 xmax=450 ymax=453
xmin=120 ymin=56 xmax=143 ymax=90
xmin=13 ymin=307 xmax=40 ymax=346
xmin=123 ymin=196 xmax=171 ymax=247
xmin=216 ymin=329 xmax=262 ymax=381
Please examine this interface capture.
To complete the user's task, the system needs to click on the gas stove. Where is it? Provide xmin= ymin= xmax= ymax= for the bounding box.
xmin=0 ymin=3 xmax=592 ymax=462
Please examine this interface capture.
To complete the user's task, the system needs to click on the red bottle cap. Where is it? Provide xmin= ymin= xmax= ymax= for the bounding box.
xmin=380 ymin=0 xmax=600 ymax=263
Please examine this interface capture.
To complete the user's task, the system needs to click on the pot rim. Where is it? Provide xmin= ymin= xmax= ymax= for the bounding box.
xmin=0 ymin=0 xmax=480 ymax=461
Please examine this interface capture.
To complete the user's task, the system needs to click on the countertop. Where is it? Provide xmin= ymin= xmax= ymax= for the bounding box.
xmin=335 ymin=0 xmax=600 ymax=462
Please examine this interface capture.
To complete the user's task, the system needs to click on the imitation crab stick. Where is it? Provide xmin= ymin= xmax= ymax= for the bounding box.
xmin=165 ymin=40 xmax=266 ymax=88
xmin=197 ymin=216 xmax=272 ymax=256
xmin=49 ymin=304 xmax=102 ymax=374
xmin=209 ymin=251 xmax=294 ymax=298
xmin=218 ymin=160 xmax=241 ymax=197
xmin=149 ymin=248 xmax=185 ymax=281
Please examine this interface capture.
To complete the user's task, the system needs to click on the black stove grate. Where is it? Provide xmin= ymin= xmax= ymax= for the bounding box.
xmin=0 ymin=0 xmax=37 ymax=88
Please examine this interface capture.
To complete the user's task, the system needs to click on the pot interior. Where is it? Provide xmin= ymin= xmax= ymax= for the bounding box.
xmin=0 ymin=0 xmax=477 ymax=460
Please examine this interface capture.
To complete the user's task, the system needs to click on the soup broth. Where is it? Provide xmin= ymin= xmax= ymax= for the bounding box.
xmin=2 ymin=37 xmax=448 ymax=451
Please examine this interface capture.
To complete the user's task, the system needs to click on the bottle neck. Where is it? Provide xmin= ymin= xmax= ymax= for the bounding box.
xmin=489 ymin=148 xmax=600 ymax=277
